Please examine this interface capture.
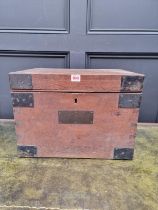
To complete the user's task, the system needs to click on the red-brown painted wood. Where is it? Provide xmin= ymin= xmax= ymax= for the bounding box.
xmin=9 ymin=68 xmax=144 ymax=159
xmin=9 ymin=68 xmax=144 ymax=92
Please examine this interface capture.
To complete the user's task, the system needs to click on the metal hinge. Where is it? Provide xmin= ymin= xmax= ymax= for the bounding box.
xmin=113 ymin=148 xmax=134 ymax=160
xmin=11 ymin=93 xmax=34 ymax=107
xmin=121 ymin=76 xmax=144 ymax=92
xmin=17 ymin=145 xmax=37 ymax=157
xmin=9 ymin=74 xmax=32 ymax=89
xmin=119 ymin=93 xmax=142 ymax=108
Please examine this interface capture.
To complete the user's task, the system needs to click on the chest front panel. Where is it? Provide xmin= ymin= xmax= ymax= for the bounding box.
xmin=13 ymin=92 xmax=139 ymax=159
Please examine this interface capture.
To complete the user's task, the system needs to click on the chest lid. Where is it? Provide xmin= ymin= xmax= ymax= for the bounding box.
xmin=9 ymin=68 xmax=144 ymax=92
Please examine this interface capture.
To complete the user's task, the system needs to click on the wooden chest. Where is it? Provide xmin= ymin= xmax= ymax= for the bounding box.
xmin=9 ymin=68 xmax=144 ymax=159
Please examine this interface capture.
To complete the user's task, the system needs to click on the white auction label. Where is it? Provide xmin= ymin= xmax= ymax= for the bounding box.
xmin=71 ymin=74 xmax=81 ymax=82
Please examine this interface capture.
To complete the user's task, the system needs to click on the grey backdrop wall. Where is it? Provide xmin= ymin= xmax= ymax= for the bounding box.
xmin=0 ymin=0 xmax=158 ymax=122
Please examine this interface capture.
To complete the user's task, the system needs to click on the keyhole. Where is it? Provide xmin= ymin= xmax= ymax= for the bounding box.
xmin=74 ymin=98 xmax=78 ymax=103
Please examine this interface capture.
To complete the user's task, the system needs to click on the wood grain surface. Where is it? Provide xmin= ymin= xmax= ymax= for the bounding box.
xmin=13 ymin=92 xmax=139 ymax=158
xmin=9 ymin=68 xmax=144 ymax=92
